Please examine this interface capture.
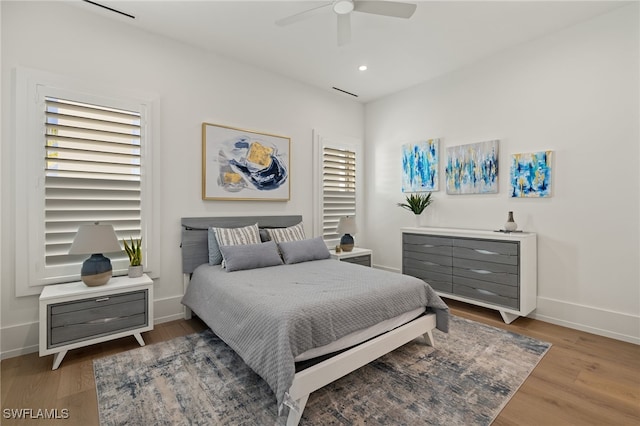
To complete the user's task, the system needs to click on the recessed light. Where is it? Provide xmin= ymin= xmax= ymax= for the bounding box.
xmin=358 ymin=65 xmax=368 ymax=71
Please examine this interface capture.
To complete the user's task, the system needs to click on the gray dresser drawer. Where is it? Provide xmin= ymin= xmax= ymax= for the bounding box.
xmin=453 ymin=239 xmax=518 ymax=265
xmin=453 ymin=258 xmax=519 ymax=286
xmin=453 ymin=281 xmax=519 ymax=309
xmin=341 ymin=254 xmax=371 ymax=267
xmin=403 ymin=234 xmax=453 ymax=256
xmin=48 ymin=290 xmax=148 ymax=348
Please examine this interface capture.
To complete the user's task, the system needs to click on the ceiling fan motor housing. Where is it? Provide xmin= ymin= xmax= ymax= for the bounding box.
xmin=333 ymin=0 xmax=354 ymax=15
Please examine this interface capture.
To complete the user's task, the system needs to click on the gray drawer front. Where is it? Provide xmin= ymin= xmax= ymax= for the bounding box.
xmin=50 ymin=314 xmax=147 ymax=347
xmin=50 ymin=291 xmax=145 ymax=315
xmin=404 ymin=252 xmax=452 ymax=270
xmin=453 ymin=239 xmax=518 ymax=265
xmin=453 ymin=282 xmax=519 ymax=309
xmin=453 ymin=258 xmax=518 ymax=286
xmin=342 ymin=255 xmax=371 ymax=267
xmin=403 ymin=234 xmax=453 ymax=256
xmin=403 ymin=267 xmax=452 ymax=293
xmin=48 ymin=290 xmax=148 ymax=348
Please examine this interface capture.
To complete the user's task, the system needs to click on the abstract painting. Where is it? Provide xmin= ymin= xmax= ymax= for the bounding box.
xmin=402 ymin=139 xmax=439 ymax=192
xmin=445 ymin=140 xmax=499 ymax=194
xmin=510 ymin=151 xmax=553 ymax=198
xmin=202 ymin=122 xmax=290 ymax=200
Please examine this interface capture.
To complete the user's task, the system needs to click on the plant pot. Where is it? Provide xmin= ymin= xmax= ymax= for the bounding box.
xmin=128 ymin=265 xmax=143 ymax=278
xmin=414 ymin=213 xmax=428 ymax=227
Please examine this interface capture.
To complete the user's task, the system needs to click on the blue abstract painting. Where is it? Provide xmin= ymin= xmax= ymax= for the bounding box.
xmin=402 ymin=139 xmax=439 ymax=192
xmin=203 ymin=123 xmax=290 ymax=201
xmin=445 ymin=140 xmax=499 ymax=194
xmin=510 ymin=151 xmax=553 ymax=198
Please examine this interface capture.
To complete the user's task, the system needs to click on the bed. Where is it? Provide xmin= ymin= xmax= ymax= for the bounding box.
xmin=180 ymin=215 xmax=449 ymax=425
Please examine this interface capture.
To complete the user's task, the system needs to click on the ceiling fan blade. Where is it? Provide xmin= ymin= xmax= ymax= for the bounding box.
xmin=337 ymin=13 xmax=351 ymax=46
xmin=353 ymin=0 xmax=417 ymax=19
xmin=275 ymin=2 xmax=332 ymax=26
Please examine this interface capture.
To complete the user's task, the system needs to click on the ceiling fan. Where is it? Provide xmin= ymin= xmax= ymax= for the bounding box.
xmin=275 ymin=0 xmax=417 ymax=46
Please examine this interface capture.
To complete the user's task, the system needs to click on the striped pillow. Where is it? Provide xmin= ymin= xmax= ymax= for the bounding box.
xmin=214 ymin=223 xmax=261 ymax=247
xmin=265 ymin=222 xmax=306 ymax=243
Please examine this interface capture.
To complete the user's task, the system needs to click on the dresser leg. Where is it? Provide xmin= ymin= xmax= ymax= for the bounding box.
xmin=134 ymin=333 xmax=145 ymax=347
xmin=52 ymin=350 xmax=68 ymax=370
xmin=500 ymin=311 xmax=519 ymax=324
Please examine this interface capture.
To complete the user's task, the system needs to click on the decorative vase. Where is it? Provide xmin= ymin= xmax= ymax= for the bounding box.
xmin=415 ymin=213 xmax=428 ymax=227
xmin=339 ymin=234 xmax=354 ymax=252
xmin=128 ymin=265 xmax=143 ymax=278
xmin=504 ymin=211 xmax=518 ymax=232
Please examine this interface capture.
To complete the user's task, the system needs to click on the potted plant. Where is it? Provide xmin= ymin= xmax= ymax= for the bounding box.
xmin=397 ymin=192 xmax=433 ymax=227
xmin=123 ymin=237 xmax=143 ymax=278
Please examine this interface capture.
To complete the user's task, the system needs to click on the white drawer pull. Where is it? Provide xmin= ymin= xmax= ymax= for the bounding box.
xmin=476 ymin=288 xmax=498 ymax=296
xmin=471 ymin=269 xmax=492 ymax=274
xmin=422 ymin=244 xmax=435 ymax=248
xmin=475 ymin=249 xmax=498 ymax=255
xmin=95 ymin=297 xmax=110 ymax=302
xmin=86 ymin=316 xmax=126 ymax=324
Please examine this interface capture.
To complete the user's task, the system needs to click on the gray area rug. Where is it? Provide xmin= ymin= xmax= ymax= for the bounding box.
xmin=94 ymin=316 xmax=550 ymax=425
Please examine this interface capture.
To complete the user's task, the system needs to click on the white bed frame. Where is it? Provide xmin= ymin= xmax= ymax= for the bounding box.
xmin=180 ymin=216 xmax=437 ymax=425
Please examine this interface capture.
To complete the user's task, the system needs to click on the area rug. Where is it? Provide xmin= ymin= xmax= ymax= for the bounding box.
xmin=94 ymin=316 xmax=550 ymax=425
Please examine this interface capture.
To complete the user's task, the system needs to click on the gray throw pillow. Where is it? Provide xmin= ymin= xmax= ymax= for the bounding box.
xmin=219 ymin=240 xmax=283 ymax=272
xmin=207 ymin=227 xmax=223 ymax=265
xmin=277 ymin=237 xmax=331 ymax=264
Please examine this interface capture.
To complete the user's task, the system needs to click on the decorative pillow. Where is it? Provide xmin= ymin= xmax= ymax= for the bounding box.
xmin=207 ymin=227 xmax=223 ymax=265
xmin=266 ymin=222 xmax=306 ymax=244
xmin=219 ymin=240 xmax=283 ymax=272
xmin=277 ymin=236 xmax=331 ymax=264
xmin=213 ymin=223 xmax=261 ymax=247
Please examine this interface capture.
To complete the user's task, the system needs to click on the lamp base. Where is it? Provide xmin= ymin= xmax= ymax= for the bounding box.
xmin=80 ymin=254 xmax=113 ymax=287
xmin=81 ymin=270 xmax=112 ymax=287
xmin=340 ymin=233 xmax=354 ymax=252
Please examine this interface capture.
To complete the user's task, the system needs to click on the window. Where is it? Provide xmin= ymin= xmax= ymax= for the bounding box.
xmin=321 ymin=146 xmax=356 ymax=242
xmin=313 ymin=131 xmax=361 ymax=247
xmin=15 ymin=68 xmax=158 ymax=296
xmin=44 ymin=97 xmax=141 ymax=271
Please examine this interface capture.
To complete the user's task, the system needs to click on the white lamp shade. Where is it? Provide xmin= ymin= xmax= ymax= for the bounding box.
xmin=69 ymin=223 xmax=122 ymax=255
xmin=337 ymin=216 xmax=357 ymax=235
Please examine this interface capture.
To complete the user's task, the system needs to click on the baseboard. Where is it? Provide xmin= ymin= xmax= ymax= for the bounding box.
xmin=0 ymin=295 xmax=187 ymax=360
xmin=532 ymin=296 xmax=639 ymax=345
xmin=373 ymin=263 xmax=639 ymax=345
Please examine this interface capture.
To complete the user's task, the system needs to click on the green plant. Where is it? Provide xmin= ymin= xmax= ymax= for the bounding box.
xmin=123 ymin=237 xmax=142 ymax=266
xmin=397 ymin=192 xmax=433 ymax=215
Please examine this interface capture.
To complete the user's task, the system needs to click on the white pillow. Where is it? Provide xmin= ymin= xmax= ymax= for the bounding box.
xmin=265 ymin=222 xmax=305 ymax=244
xmin=213 ymin=223 xmax=261 ymax=246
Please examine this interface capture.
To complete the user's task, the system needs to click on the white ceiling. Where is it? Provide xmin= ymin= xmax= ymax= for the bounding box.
xmin=75 ymin=1 xmax=629 ymax=103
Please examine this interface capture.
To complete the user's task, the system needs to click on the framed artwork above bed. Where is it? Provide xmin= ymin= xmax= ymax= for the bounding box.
xmin=202 ymin=122 xmax=290 ymax=201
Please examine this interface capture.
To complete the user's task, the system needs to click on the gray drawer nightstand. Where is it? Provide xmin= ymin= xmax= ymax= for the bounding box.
xmin=330 ymin=247 xmax=372 ymax=267
xmin=39 ymin=274 xmax=153 ymax=370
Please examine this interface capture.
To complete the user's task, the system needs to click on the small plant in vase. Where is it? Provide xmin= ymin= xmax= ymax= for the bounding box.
xmin=123 ymin=237 xmax=143 ymax=278
xmin=398 ymin=192 xmax=433 ymax=227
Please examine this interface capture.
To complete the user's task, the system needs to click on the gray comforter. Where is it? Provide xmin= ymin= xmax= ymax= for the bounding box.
xmin=181 ymin=259 xmax=448 ymax=412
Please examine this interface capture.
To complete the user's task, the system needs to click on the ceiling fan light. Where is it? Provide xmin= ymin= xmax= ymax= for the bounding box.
xmin=333 ymin=0 xmax=354 ymax=15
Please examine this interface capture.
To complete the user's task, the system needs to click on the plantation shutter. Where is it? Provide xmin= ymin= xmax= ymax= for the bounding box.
xmin=322 ymin=146 xmax=356 ymax=241
xmin=44 ymin=96 xmax=141 ymax=269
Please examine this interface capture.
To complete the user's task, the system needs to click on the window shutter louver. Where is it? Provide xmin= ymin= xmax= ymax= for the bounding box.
xmin=44 ymin=97 xmax=141 ymax=269
xmin=322 ymin=147 xmax=356 ymax=241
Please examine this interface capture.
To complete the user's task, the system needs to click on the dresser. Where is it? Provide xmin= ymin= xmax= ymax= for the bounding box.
xmin=39 ymin=274 xmax=154 ymax=370
xmin=402 ymin=227 xmax=536 ymax=323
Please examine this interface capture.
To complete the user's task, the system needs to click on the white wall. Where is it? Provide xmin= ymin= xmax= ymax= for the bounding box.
xmin=363 ymin=4 xmax=639 ymax=343
xmin=0 ymin=1 xmax=363 ymax=358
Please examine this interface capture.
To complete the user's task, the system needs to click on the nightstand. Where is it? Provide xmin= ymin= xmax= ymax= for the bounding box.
xmin=39 ymin=274 xmax=154 ymax=370
xmin=330 ymin=247 xmax=372 ymax=267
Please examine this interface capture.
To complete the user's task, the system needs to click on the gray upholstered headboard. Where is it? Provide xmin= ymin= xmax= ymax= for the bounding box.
xmin=181 ymin=215 xmax=303 ymax=274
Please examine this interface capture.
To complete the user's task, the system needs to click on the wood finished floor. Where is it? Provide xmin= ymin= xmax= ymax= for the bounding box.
xmin=1 ymin=299 xmax=638 ymax=425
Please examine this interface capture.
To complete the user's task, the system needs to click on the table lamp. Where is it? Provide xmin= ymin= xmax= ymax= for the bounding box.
xmin=69 ymin=222 xmax=122 ymax=286
xmin=337 ymin=216 xmax=357 ymax=252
